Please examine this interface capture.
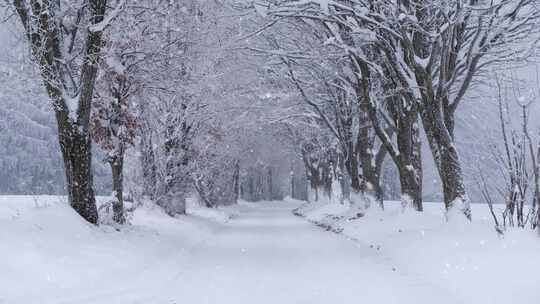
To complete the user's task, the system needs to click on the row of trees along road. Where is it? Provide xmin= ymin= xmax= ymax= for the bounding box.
xmin=251 ymin=0 xmax=540 ymax=223
xmin=6 ymin=0 xmax=540 ymax=233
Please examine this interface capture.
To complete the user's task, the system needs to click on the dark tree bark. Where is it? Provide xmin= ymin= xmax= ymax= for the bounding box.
xmin=232 ymin=160 xmax=240 ymax=202
xmin=406 ymin=0 xmax=471 ymax=218
xmin=356 ymin=98 xmax=386 ymax=207
xmin=395 ymin=112 xmax=423 ymax=211
xmin=345 ymin=132 xmax=361 ymax=195
xmin=140 ymin=123 xmax=157 ymax=199
xmin=290 ymin=169 xmax=296 ymax=199
xmin=420 ymin=102 xmax=469 ymax=218
xmin=355 ymin=60 xmax=424 ymax=211
xmin=335 ymin=22 xmax=387 ymax=206
xmin=303 ymin=151 xmax=322 ymax=202
xmin=267 ymin=166 xmax=273 ymax=200
xmin=60 ymin=127 xmax=99 ymax=223
xmin=13 ymin=0 xmax=109 ymax=224
xmin=109 ymin=154 xmax=125 ymax=224
xmin=365 ymin=104 xmax=423 ymax=211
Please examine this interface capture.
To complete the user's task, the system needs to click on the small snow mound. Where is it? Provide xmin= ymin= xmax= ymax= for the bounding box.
xmin=188 ymin=206 xmax=237 ymax=223
xmin=445 ymin=196 xmax=472 ymax=227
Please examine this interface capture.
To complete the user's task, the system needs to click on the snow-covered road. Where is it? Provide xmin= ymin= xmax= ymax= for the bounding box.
xmin=3 ymin=198 xmax=466 ymax=304
xmin=153 ymin=201 xmax=460 ymax=304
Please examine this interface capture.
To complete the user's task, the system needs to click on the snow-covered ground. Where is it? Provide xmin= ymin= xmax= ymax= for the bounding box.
xmin=1 ymin=195 xmax=539 ymax=303
xmin=296 ymin=199 xmax=540 ymax=304
xmin=0 ymin=195 xmax=235 ymax=303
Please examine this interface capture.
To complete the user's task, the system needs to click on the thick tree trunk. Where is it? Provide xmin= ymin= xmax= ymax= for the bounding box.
xmin=420 ymin=102 xmax=471 ymax=219
xmin=398 ymin=165 xmax=422 ymax=211
xmin=354 ymin=62 xmax=385 ymax=208
xmin=59 ymin=127 xmax=98 ymax=224
xmin=358 ymin=147 xmax=384 ymax=206
xmin=409 ymin=23 xmax=470 ymax=218
xmin=339 ymin=117 xmax=362 ymax=198
xmin=357 ymin=58 xmax=423 ymax=212
xmin=110 ymin=154 xmax=125 ymax=224
xmin=344 ymin=44 xmax=386 ymax=207
xmin=396 ymin=113 xmax=423 ymax=211
xmin=14 ymin=0 xmax=108 ymax=224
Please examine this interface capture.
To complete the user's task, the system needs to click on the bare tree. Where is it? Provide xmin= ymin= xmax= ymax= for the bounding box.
xmin=10 ymin=0 xmax=120 ymax=223
xmin=365 ymin=83 xmax=424 ymax=211
xmin=256 ymin=20 xmax=388 ymax=206
xmin=265 ymin=0 xmax=540 ymax=219
xmin=484 ymin=73 xmax=540 ymax=230
xmin=91 ymin=52 xmax=139 ymax=224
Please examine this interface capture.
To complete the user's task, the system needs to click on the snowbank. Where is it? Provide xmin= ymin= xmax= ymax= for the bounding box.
xmin=186 ymin=196 xmax=239 ymax=223
xmin=0 ymin=195 xmax=239 ymax=303
xmin=295 ymin=200 xmax=540 ymax=304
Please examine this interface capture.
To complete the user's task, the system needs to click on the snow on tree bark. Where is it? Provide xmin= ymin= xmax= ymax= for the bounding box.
xmin=12 ymin=0 xmax=113 ymax=224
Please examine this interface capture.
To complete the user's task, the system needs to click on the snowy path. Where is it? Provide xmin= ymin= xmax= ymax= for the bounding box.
xmin=3 ymin=200 xmax=465 ymax=304
xmin=151 ymin=201 xmax=461 ymax=304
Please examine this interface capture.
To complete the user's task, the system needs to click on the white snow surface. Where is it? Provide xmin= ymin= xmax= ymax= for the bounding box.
xmin=296 ymin=199 xmax=540 ymax=304
xmin=1 ymin=195 xmax=539 ymax=303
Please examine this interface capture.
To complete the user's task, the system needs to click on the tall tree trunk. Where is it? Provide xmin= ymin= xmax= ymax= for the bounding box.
xmin=232 ymin=161 xmax=240 ymax=202
xmin=321 ymin=161 xmax=333 ymax=200
xmin=13 ymin=0 xmax=108 ymax=224
xmin=59 ymin=127 xmax=99 ymax=224
xmin=420 ymin=102 xmax=470 ymax=219
xmin=373 ymin=144 xmax=388 ymax=207
xmin=336 ymin=153 xmax=349 ymax=203
xmin=140 ymin=120 xmax=157 ymax=199
xmin=347 ymin=144 xmax=362 ymax=195
xmin=410 ymin=20 xmax=470 ymax=218
xmin=357 ymin=59 xmax=423 ymax=212
xmin=338 ymin=21 xmax=385 ymax=207
xmin=354 ymin=73 xmax=386 ymax=208
xmin=291 ymin=176 xmax=296 ymax=199
xmin=302 ymin=149 xmax=322 ymax=202
xmin=307 ymin=165 xmax=321 ymax=202
xmin=395 ymin=113 xmax=423 ymax=211
xmin=110 ymin=153 xmax=125 ymax=224
xmin=267 ymin=166 xmax=273 ymax=200
xmin=365 ymin=104 xmax=423 ymax=212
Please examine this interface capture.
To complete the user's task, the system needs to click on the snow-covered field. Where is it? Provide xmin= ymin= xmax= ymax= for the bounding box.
xmin=1 ymin=195 xmax=539 ymax=304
